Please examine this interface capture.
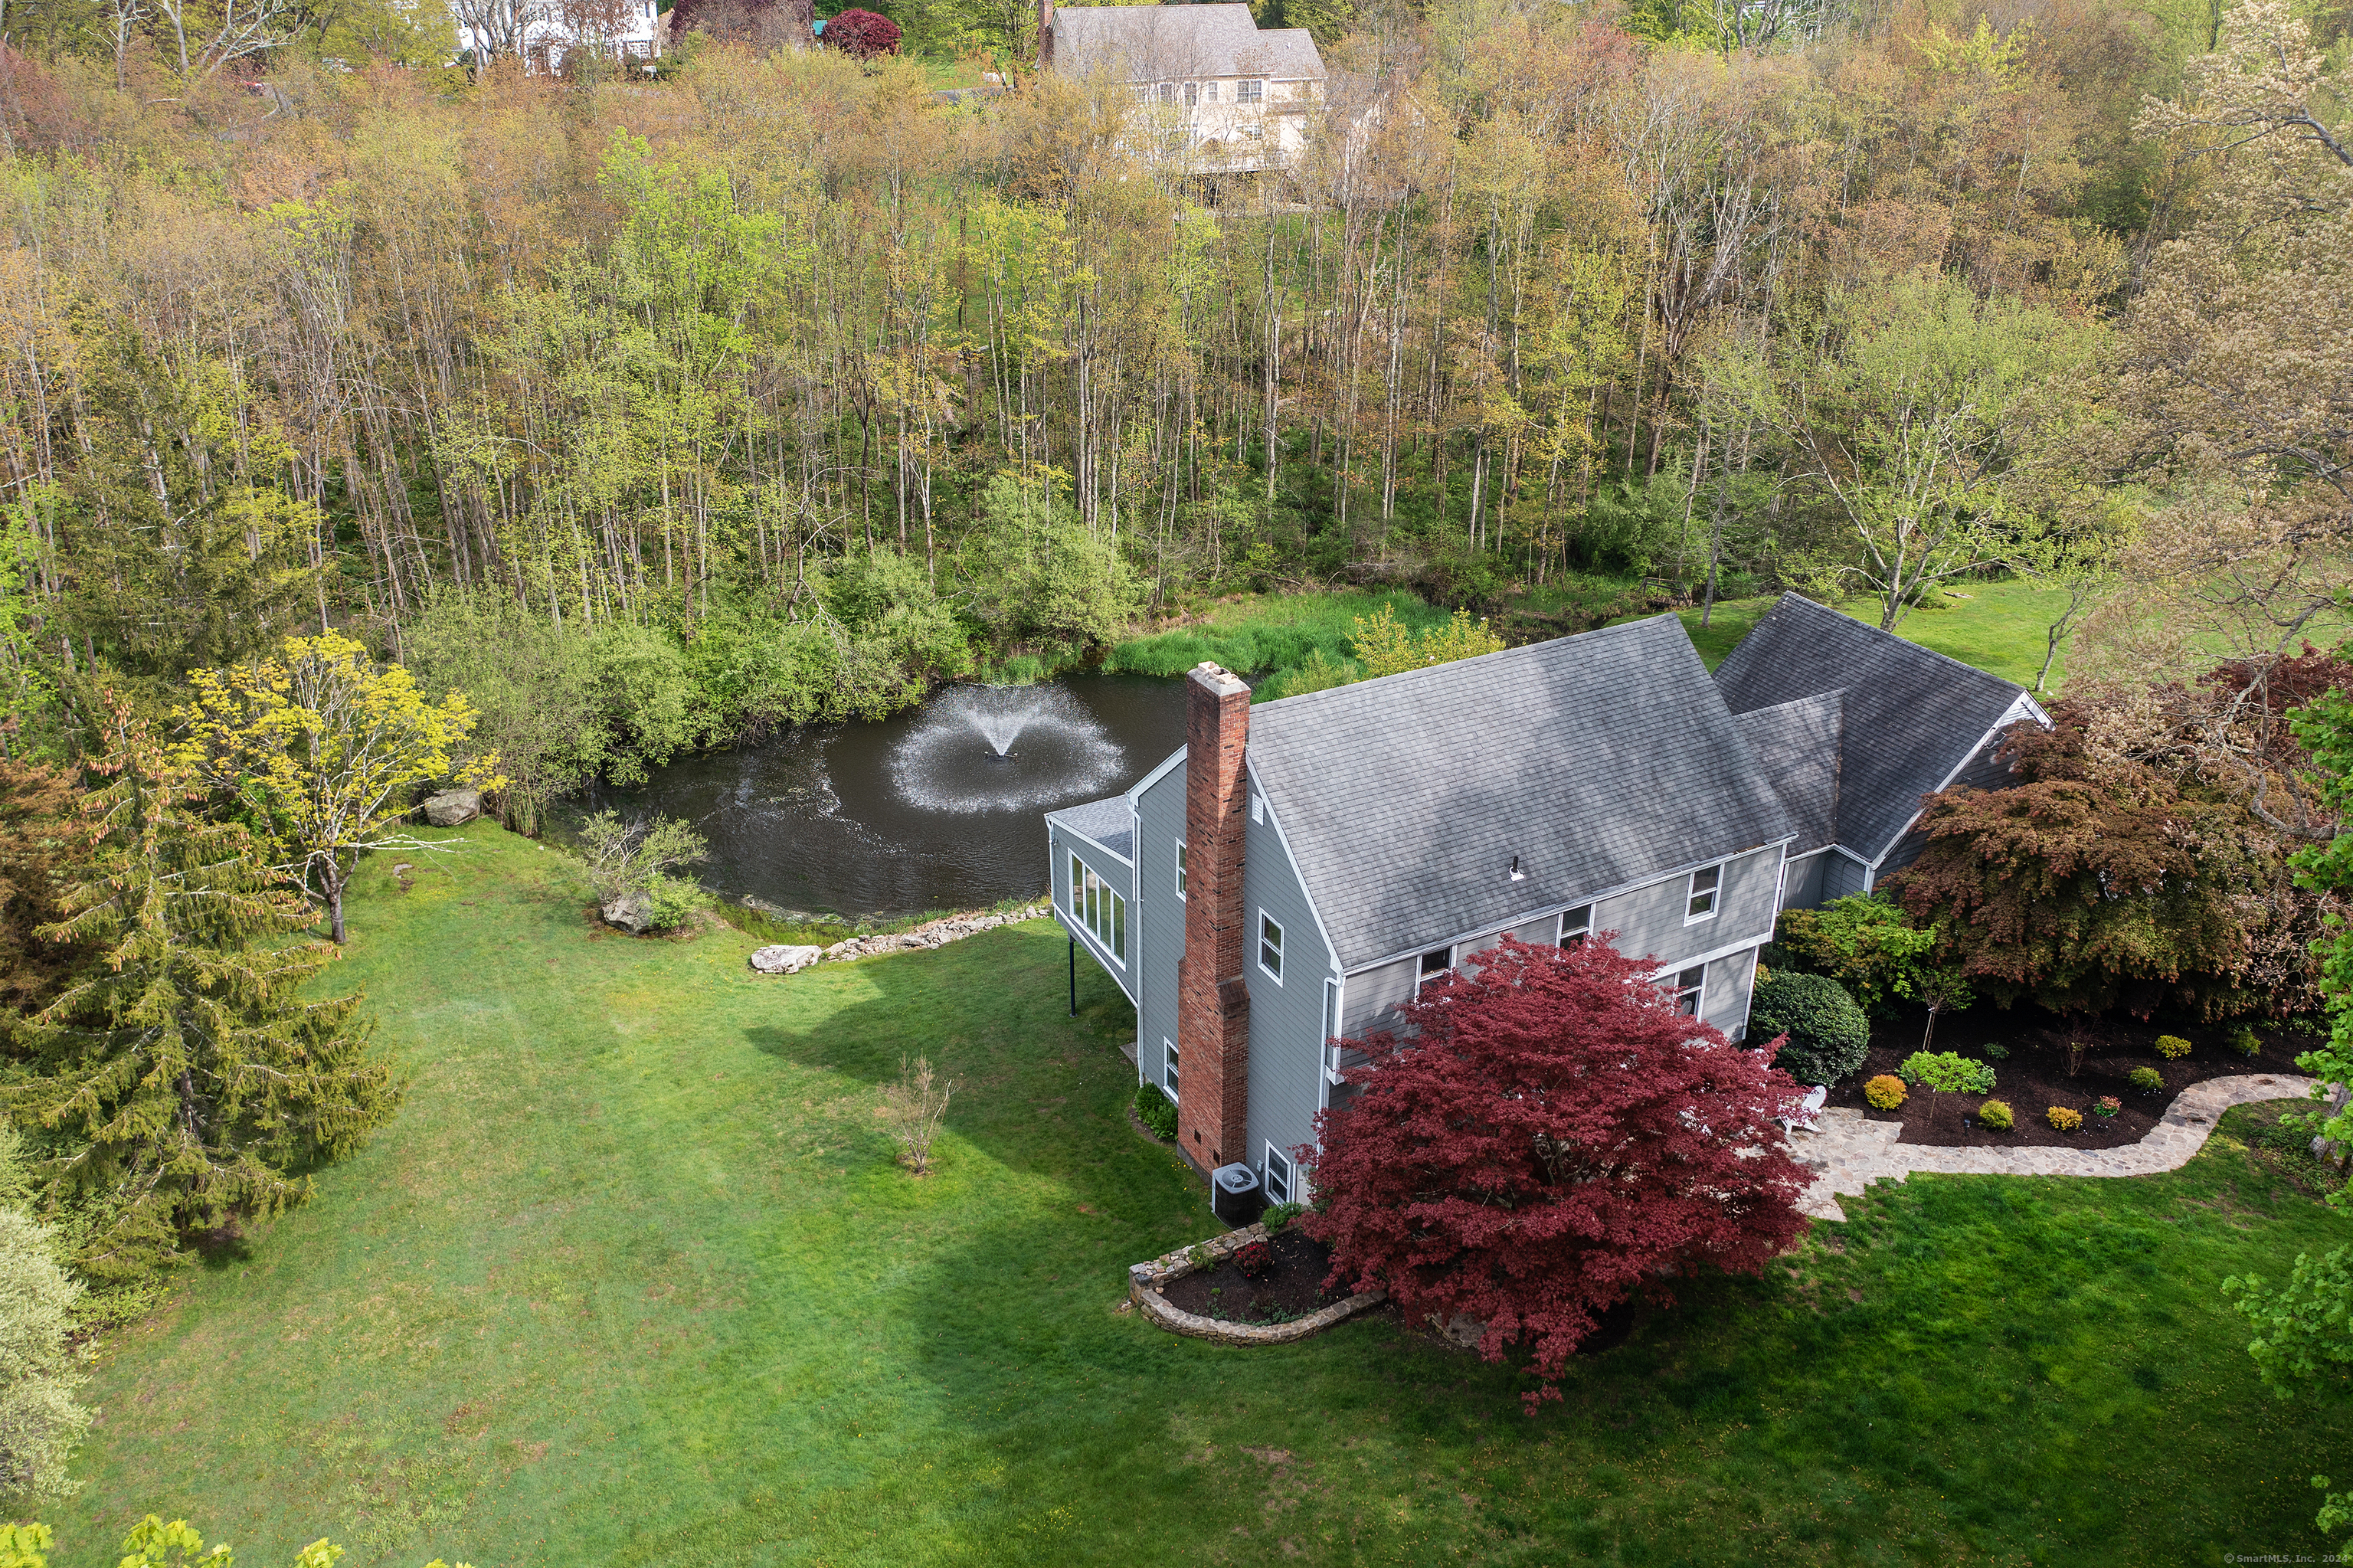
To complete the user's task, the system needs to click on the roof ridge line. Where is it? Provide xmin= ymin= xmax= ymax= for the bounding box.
xmin=1256 ymin=612 xmax=1684 ymax=714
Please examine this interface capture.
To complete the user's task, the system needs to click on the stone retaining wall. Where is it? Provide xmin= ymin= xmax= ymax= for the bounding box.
xmin=1127 ymin=1223 xmax=1385 ymax=1346
xmin=820 ymin=902 xmax=1050 ymax=962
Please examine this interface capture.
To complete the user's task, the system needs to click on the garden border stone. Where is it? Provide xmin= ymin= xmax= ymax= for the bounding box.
xmin=818 ymin=902 xmax=1050 ymax=964
xmin=1793 ymin=1072 xmax=2317 ymax=1221
xmin=1127 ymin=1223 xmax=1385 ymax=1346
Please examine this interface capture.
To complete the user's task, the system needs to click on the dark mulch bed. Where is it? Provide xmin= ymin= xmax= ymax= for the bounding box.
xmin=1819 ymin=1002 xmax=2321 ymax=1150
xmin=1160 ymin=1228 xmax=1343 ymax=1324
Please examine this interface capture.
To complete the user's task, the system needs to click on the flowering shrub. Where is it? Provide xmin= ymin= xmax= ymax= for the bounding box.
xmin=1865 ymin=1075 xmax=1908 ymax=1110
xmin=1897 ymin=1050 xmax=1996 ymax=1094
xmin=2048 ymin=1105 xmax=2084 ymax=1131
xmin=2093 ymin=1095 xmax=2122 ymax=1118
xmin=1978 ymin=1098 xmax=2014 ymax=1131
xmin=2129 ymin=1066 xmax=2164 ymax=1093
xmin=2155 ymin=1034 xmax=2194 ymax=1059
xmin=1233 ymin=1240 xmax=1272 ymax=1279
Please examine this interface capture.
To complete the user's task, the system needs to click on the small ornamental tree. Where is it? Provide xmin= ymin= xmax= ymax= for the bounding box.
xmin=1304 ymin=937 xmax=1811 ymax=1409
xmin=823 ymin=8 xmax=900 ymax=57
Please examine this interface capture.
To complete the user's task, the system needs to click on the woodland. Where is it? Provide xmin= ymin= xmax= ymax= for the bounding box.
xmin=0 ymin=0 xmax=2345 ymax=1551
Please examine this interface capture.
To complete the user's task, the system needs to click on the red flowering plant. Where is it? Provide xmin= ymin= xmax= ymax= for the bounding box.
xmin=1301 ymin=936 xmax=1812 ymax=1410
xmin=1233 ymin=1240 xmax=1272 ymax=1278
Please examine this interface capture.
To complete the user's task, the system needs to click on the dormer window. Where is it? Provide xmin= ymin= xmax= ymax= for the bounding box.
xmin=1685 ymin=865 xmax=1721 ymax=923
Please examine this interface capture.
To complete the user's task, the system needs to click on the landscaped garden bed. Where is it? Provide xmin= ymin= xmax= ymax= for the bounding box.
xmin=1821 ymin=1004 xmax=2321 ymax=1149
xmin=1160 ymin=1226 xmax=1337 ymax=1324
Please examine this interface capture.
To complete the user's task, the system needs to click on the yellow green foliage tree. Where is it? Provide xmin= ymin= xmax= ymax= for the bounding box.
xmin=0 ymin=1514 xmax=473 ymax=1567
xmin=177 ymin=633 xmax=503 ymax=943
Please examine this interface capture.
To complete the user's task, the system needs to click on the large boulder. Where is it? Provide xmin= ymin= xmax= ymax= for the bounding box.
xmin=749 ymin=944 xmax=823 ymax=975
xmin=423 ymin=787 xmax=481 ymax=827
xmin=600 ymin=889 xmax=656 ymax=935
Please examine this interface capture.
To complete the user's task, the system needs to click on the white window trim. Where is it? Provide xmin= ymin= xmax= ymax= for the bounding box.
xmin=1684 ymin=863 xmax=1723 ymax=925
xmin=1671 ymin=963 xmax=1707 ymax=1017
xmin=1262 ymin=1142 xmax=1294 ymax=1204
xmin=1558 ymin=905 xmax=1592 ymax=948
xmin=1175 ymin=839 xmax=1187 ymax=901
xmin=1160 ymin=1037 xmax=1178 ymax=1100
xmin=1251 ymin=794 xmax=1264 ymax=823
xmin=1258 ymin=910 xmax=1284 ymax=984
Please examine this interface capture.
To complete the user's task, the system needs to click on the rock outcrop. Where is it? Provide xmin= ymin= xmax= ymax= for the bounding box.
xmin=749 ymin=944 xmax=823 ymax=975
xmin=423 ymin=788 xmax=481 ymax=827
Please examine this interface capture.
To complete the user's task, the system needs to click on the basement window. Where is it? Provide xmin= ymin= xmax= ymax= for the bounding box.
xmin=1262 ymin=1143 xmax=1294 ymax=1204
xmin=1259 ymin=912 xmax=1284 ymax=982
xmin=1685 ymin=864 xmax=1722 ymax=923
xmin=1558 ymin=905 xmax=1592 ymax=951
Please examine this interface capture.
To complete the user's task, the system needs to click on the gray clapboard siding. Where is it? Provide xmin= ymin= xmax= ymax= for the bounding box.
xmin=1780 ymin=848 xmax=1828 ymax=910
xmin=1134 ymin=752 xmax=1187 ymax=1095
xmin=1595 ymin=845 xmax=1779 ymax=968
xmin=1823 ymin=852 xmax=1869 ymax=902
xmin=1243 ymin=784 xmax=1336 ymax=1177
xmin=1702 ymin=948 xmax=1760 ymax=1039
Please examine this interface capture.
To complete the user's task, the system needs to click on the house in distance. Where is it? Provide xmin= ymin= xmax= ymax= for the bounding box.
xmin=1035 ymin=0 xmax=1327 ymax=172
xmin=1044 ymin=594 xmax=2044 ymax=1200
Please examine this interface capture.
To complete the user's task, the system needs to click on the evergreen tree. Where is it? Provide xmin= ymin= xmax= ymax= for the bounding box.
xmin=11 ymin=722 xmax=398 ymax=1284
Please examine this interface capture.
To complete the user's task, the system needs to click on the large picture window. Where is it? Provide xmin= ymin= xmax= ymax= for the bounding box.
xmin=1073 ymin=861 xmax=1127 ymax=963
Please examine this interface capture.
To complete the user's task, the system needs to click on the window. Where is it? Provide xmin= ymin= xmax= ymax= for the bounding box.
xmin=1238 ymin=77 xmax=1263 ymax=103
xmin=1183 ymin=80 xmax=1198 ymax=106
xmin=1175 ymin=840 xmax=1187 ymax=899
xmin=1262 ymin=1144 xmax=1294 ymax=1204
xmin=1419 ymin=945 xmax=1453 ymax=994
xmin=1203 ymin=80 xmax=1220 ymax=101
xmin=1163 ymin=1037 xmax=1179 ymax=1097
xmin=1259 ymin=912 xmax=1284 ymax=981
xmin=1157 ymin=81 xmax=1176 ymax=103
xmin=1671 ymin=964 xmax=1705 ymax=1016
xmin=1558 ymin=904 xmax=1592 ymax=950
xmin=1686 ymin=864 xmax=1722 ymax=922
xmin=1074 ymin=862 xmax=1127 ymax=963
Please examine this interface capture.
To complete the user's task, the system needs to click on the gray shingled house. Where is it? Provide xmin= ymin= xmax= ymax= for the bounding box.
xmin=1044 ymin=596 xmax=2043 ymax=1196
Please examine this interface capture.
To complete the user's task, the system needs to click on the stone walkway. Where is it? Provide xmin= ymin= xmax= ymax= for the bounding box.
xmin=1792 ymin=1072 xmax=2317 ymax=1221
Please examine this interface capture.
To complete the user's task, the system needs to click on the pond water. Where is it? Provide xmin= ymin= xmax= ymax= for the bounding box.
xmin=574 ymin=673 xmax=1190 ymax=920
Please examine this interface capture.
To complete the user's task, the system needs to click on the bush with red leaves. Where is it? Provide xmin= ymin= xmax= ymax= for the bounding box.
xmin=823 ymin=8 xmax=900 ymax=57
xmin=1233 ymin=1240 xmax=1271 ymax=1278
xmin=1302 ymin=936 xmax=1811 ymax=1409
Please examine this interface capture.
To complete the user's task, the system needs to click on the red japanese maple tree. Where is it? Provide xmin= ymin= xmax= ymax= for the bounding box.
xmin=823 ymin=7 xmax=901 ymax=57
xmin=1301 ymin=936 xmax=1811 ymax=1408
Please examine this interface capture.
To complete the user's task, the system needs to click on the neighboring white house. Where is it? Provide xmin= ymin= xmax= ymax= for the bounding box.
xmin=453 ymin=0 xmax=665 ymax=72
xmin=1037 ymin=0 xmax=1326 ymax=172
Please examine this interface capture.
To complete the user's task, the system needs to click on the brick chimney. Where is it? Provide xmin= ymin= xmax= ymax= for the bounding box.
xmin=1176 ymin=662 xmax=1252 ymax=1174
xmin=1036 ymin=0 xmax=1054 ymax=67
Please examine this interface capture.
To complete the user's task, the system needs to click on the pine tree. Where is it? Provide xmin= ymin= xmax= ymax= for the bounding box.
xmin=11 ymin=721 xmax=398 ymax=1283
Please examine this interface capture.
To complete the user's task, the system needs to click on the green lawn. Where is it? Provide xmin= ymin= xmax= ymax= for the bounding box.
xmin=49 ymin=825 xmax=2353 ymax=1565
xmin=1668 ymin=580 xmax=2073 ymax=688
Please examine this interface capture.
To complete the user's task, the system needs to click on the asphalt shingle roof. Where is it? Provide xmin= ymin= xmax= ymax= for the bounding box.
xmin=1047 ymin=4 xmax=1325 ymax=82
xmin=1735 ymin=692 xmax=1844 ymax=856
xmin=1047 ymin=794 xmax=1134 ymax=861
xmin=1712 ymin=594 xmax=2026 ymax=865
xmin=1247 ymin=614 xmax=1798 ymax=971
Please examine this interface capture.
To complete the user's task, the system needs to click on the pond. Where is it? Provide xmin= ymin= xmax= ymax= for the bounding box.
xmin=574 ymin=673 xmax=1190 ymax=920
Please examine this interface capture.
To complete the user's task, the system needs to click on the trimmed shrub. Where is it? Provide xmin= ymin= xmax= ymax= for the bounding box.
xmin=1896 ymin=1050 xmax=1996 ymax=1095
xmin=824 ymin=6 xmax=901 ymax=55
xmin=2048 ymin=1105 xmax=2084 ymax=1131
xmin=2155 ymin=1034 xmax=2193 ymax=1060
xmin=2229 ymin=1023 xmax=2263 ymax=1057
xmin=1133 ymin=1084 xmax=1176 ymax=1141
xmin=1749 ymin=971 xmax=1871 ymax=1086
xmin=1978 ymin=1098 xmax=2014 ymax=1131
xmin=1865 ymin=1075 xmax=1907 ymax=1110
xmin=2129 ymin=1066 xmax=2164 ymax=1093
